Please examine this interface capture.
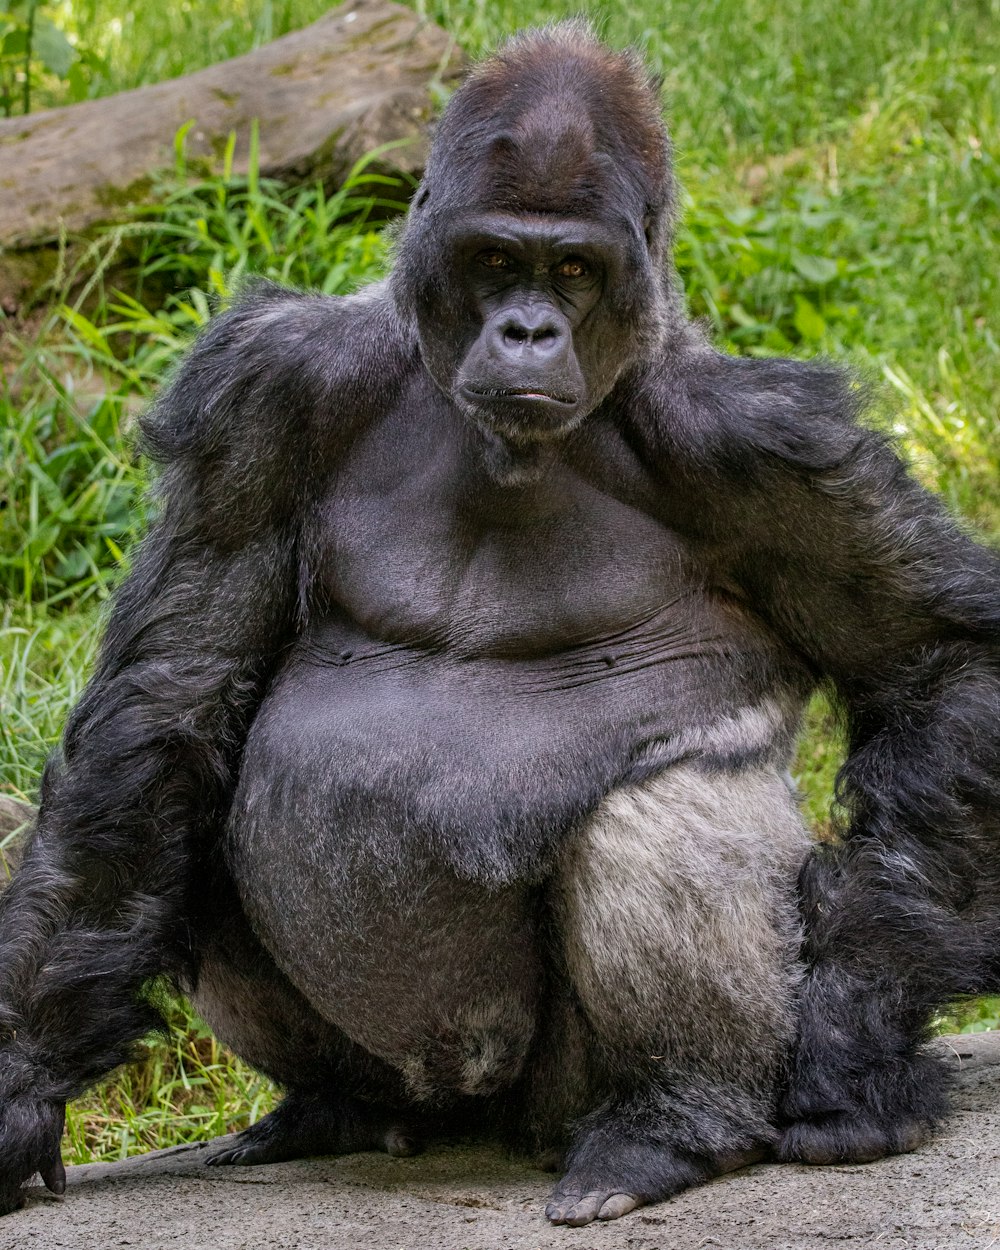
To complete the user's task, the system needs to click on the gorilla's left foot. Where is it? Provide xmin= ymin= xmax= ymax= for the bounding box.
xmin=544 ymin=1127 xmax=766 ymax=1226
xmin=206 ymin=1089 xmax=419 ymax=1167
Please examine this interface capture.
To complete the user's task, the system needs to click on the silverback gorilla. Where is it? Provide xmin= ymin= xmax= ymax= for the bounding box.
xmin=2 ymin=24 xmax=1000 ymax=1227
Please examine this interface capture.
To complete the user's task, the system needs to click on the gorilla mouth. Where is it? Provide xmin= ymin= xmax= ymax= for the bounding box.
xmin=464 ymin=386 xmax=579 ymax=408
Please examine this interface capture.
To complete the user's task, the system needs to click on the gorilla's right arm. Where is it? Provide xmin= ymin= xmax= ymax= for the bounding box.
xmin=0 ymin=283 xmax=403 ymax=1213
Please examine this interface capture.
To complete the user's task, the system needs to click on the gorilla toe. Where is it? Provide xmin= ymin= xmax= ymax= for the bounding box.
xmin=545 ymin=1108 xmax=774 ymax=1226
xmin=545 ymin=1186 xmax=642 ymax=1226
xmin=546 ymin=1136 xmax=707 ymax=1226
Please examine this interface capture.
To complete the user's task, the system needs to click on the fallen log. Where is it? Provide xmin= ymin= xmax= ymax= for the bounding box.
xmin=0 ymin=0 xmax=463 ymax=309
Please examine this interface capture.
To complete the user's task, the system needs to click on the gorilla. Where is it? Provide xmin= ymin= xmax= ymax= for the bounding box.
xmin=1 ymin=23 xmax=999 ymax=1228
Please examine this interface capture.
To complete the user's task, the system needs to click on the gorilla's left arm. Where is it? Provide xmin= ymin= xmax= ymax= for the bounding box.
xmin=659 ymin=351 xmax=1000 ymax=1154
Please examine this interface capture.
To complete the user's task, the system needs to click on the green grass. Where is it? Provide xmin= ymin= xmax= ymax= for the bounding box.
xmin=62 ymin=1004 xmax=275 ymax=1165
xmin=2 ymin=0 xmax=999 ymax=1160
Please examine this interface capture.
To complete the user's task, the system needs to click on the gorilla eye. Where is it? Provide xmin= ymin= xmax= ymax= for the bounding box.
xmin=555 ymin=258 xmax=589 ymax=280
xmin=479 ymin=251 xmax=512 ymax=270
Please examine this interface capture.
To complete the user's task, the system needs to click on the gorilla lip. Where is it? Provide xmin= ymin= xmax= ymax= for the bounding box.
xmin=463 ymin=385 xmax=578 ymax=407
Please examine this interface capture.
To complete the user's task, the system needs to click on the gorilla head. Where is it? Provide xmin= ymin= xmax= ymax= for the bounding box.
xmin=392 ymin=25 xmax=678 ymax=447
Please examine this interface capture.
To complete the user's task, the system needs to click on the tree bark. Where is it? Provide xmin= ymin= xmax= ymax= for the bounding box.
xmin=0 ymin=0 xmax=462 ymax=308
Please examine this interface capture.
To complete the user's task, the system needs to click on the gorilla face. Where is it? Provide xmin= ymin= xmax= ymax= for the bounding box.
xmin=390 ymin=30 xmax=675 ymax=453
xmin=451 ymin=216 xmax=599 ymax=440
xmin=428 ymin=212 xmax=627 ymax=443
xmin=410 ymin=209 xmax=656 ymax=445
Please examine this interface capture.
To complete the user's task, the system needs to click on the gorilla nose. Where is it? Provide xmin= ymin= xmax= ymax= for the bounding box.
xmin=495 ymin=309 xmax=564 ymax=357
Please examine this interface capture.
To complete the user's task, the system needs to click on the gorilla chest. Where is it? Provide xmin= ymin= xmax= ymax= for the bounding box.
xmin=314 ymin=455 xmax=693 ymax=654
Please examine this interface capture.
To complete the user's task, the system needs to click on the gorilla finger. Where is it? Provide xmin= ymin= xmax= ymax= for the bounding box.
xmin=563 ymin=1191 xmax=611 ymax=1226
xmin=598 ymin=1192 xmax=641 ymax=1221
xmin=544 ymin=1196 xmax=579 ymax=1223
xmin=40 ymin=1155 xmax=66 ymax=1195
xmin=205 ymin=1145 xmax=253 ymax=1167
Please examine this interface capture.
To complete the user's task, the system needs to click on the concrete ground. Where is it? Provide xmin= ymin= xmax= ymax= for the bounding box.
xmin=6 ymin=1033 xmax=1000 ymax=1250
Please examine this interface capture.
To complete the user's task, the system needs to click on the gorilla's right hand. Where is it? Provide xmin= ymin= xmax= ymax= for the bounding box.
xmin=0 ymin=1095 xmax=66 ymax=1214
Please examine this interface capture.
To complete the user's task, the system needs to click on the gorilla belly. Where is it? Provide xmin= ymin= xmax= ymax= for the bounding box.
xmin=231 ymin=608 xmax=804 ymax=874
xmin=225 ymin=608 xmax=806 ymax=1069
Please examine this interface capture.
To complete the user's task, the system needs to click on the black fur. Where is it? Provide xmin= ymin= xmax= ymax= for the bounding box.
xmin=1 ymin=23 xmax=999 ymax=1224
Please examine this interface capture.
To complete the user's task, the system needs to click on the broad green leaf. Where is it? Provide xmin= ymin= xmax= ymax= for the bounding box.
xmin=724 ymin=205 xmax=756 ymax=228
xmin=33 ymin=18 xmax=76 ymax=78
xmin=2 ymin=28 xmax=28 ymax=56
xmin=61 ymin=306 xmax=108 ymax=351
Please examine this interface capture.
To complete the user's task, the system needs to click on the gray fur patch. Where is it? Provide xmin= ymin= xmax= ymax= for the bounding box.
xmin=556 ymin=763 xmax=808 ymax=1138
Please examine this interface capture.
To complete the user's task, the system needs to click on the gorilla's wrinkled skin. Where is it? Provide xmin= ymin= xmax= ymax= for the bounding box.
xmin=1 ymin=25 xmax=999 ymax=1228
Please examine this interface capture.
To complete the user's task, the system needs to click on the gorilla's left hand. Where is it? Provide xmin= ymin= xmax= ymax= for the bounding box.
xmin=0 ymin=1094 xmax=65 ymax=1214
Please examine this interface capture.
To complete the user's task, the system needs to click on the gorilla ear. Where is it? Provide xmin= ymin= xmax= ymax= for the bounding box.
xmin=643 ymin=214 xmax=656 ymax=248
xmin=414 ymin=186 xmax=431 ymax=211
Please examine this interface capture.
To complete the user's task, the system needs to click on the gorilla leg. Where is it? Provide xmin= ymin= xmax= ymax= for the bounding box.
xmin=546 ymin=764 xmax=808 ymax=1226
xmin=187 ymin=886 xmax=418 ymax=1166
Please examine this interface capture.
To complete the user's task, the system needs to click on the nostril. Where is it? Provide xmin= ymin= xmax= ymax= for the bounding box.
xmin=496 ymin=314 xmax=563 ymax=353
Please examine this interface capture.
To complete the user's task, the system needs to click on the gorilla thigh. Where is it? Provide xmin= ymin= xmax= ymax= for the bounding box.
xmin=542 ymin=763 xmax=807 ymax=1222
